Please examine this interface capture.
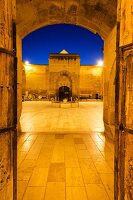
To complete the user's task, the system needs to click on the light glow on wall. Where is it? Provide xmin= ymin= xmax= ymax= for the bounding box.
xmin=97 ymin=59 xmax=104 ymax=66
xmin=91 ymin=68 xmax=103 ymax=76
xmin=25 ymin=60 xmax=30 ymax=65
xmin=24 ymin=61 xmax=32 ymax=71
xmin=25 ymin=65 xmax=32 ymax=71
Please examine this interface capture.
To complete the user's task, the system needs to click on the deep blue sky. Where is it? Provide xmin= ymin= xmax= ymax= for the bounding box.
xmin=22 ymin=24 xmax=103 ymax=65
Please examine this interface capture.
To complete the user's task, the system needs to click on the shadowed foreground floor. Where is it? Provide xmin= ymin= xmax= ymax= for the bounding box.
xmin=17 ymin=101 xmax=114 ymax=200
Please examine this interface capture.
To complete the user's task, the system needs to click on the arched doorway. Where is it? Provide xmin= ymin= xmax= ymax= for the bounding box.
xmin=59 ymin=86 xmax=71 ymax=101
xmin=16 ymin=2 xmax=117 ymax=198
xmin=1 ymin=0 xmax=133 ymax=199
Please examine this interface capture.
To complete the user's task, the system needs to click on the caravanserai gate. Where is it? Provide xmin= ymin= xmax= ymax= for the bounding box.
xmin=0 ymin=0 xmax=133 ymax=199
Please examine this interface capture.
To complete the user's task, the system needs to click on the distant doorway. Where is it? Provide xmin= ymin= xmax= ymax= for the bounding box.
xmin=59 ymin=86 xmax=71 ymax=101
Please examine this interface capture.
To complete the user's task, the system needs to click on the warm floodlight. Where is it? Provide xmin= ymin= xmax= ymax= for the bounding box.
xmin=25 ymin=60 xmax=30 ymax=65
xmin=97 ymin=60 xmax=104 ymax=66
xmin=24 ymin=61 xmax=32 ymax=71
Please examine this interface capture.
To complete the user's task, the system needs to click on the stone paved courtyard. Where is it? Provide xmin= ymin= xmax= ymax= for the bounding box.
xmin=18 ymin=101 xmax=114 ymax=200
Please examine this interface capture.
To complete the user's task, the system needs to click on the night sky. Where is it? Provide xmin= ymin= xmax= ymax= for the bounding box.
xmin=22 ymin=24 xmax=103 ymax=65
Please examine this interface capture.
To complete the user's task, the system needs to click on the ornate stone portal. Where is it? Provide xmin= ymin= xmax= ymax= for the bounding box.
xmin=49 ymin=50 xmax=80 ymax=100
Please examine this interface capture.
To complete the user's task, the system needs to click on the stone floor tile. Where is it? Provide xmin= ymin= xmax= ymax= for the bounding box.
xmin=25 ymin=141 xmax=43 ymax=160
xmin=90 ymin=153 xmax=105 ymax=161
xmin=28 ymin=168 xmax=49 ymax=186
xmin=77 ymin=149 xmax=91 ymax=158
xmin=79 ymin=158 xmax=96 ymax=171
xmin=19 ymin=140 xmax=34 ymax=152
xmin=39 ymin=148 xmax=53 ymax=159
xmin=83 ymin=136 xmax=94 ymax=142
xmin=107 ymin=160 xmax=114 ymax=170
xmin=64 ymin=140 xmax=75 ymax=146
xmin=54 ymin=139 xmax=65 ymax=146
xmin=55 ymin=134 xmax=64 ymax=139
xmin=96 ymin=143 xmax=112 ymax=152
xmin=85 ymin=184 xmax=110 ymax=200
xmin=23 ymin=187 xmax=45 ymax=200
xmin=17 ymin=181 xmax=28 ymax=200
xmin=75 ymin=144 xmax=87 ymax=150
xmin=85 ymin=143 xmax=100 ymax=151
xmin=74 ymin=138 xmax=84 ymax=144
xmin=82 ymin=171 xmax=102 ymax=184
xmin=94 ymin=160 xmax=113 ymax=173
xmin=26 ymin=134 xmax=38 ymax=141
xmin=17 ymin=171 xmax=32 ymax=181
xmin=91 ymin=135 xmax=103 ymax=142
xmin=17 ymin=152 xmax=27 ymax=167
xmin=99 ymin=173 xmax=114 ymax=200
xmin=66 ymin=168 xmax=84 ymax=186
xmin=17 ymin=133 xmax=30 ymax=149
xmin=36 ymin=158 xmax=51 ymax=168
xmin=51 ymin=147 xmax=64 ymax=163
xmin=66 ymin=187 xmax=88 ymax=200
xmin=44 ymin=182 xmax=65 ymax=200
xmin=18 ymin=102 xmax=114 ymax=199
xmin=47 ymin=163 xmax=65 ymax=182
xmin=36 ymin=135 xmax=46 ymax=143
xmin=65 ymin=146 xmax=78 ymax=158
xmin=101 ymin=151 xmax=114 ymax=161
xmin=65 ymin=157 xmax=79 ymax=167
xmin=18 ymin=159 xmax=36 ymax=169
xmin=17 ymin=160 xmax=35 ymax=181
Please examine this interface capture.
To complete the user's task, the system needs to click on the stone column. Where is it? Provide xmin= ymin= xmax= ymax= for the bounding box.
xmin=104 ymin=26 xmax=117 ymax=141
xmin=0 ymin=0 xmax=16 ymax=199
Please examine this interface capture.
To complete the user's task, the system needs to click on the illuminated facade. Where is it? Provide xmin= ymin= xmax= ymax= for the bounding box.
xmin=23 ymin=50 xmax=103 ymax=101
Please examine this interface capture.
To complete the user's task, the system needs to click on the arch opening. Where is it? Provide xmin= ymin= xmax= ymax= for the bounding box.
xmin=59 ymin=86 xmax=71 ymax=101
xmin=22 ymin=24 xmax=104 ymax=103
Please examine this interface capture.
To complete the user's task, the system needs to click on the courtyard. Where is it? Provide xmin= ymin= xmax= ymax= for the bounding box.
xmin=17 ymin=101 xmax=114 ymax=200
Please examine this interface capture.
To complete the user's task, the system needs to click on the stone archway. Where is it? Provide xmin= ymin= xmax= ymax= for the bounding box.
xmin=57 ymin=73 xmax=72 ymax=101
xmin=59 ymin=86 xmax=71 ymax=101
xmin=16 ymin=0 xmax=117 ymax=39
xmin=1 ymin=0 xmax=132 ymax=199
xmin=1 ymin=1 xmax=117 ymax=199
xmin=16 ymin=6 xmax=118 ymax=199
xmin=56 ymin=71 xmax=73 ymax=99
xmin=16 ymin=0 xmax=117 ymax=142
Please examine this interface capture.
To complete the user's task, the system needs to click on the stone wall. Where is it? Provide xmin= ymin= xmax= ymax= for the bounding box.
xmin=0 ymin=0 xmax=16 ymax=199
xmin=119 ymin=0 xmax=133 ymax=199
xmin=23 ymin=64 xmax=49 ymax=100
xmin=120 ymin=0 xmax=133 ymax=46
xmin=80 ymin=65 xmax=103 ymax=99
xmin=16 ymin=0 xmax=117 ymax=39
xmin=104 ymin=26 xmax=117 ymax=140
xmin=49 ymin=53 xmax=80 ymax=98
xmin=22 ymin=62 xmax=103 ymax=101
